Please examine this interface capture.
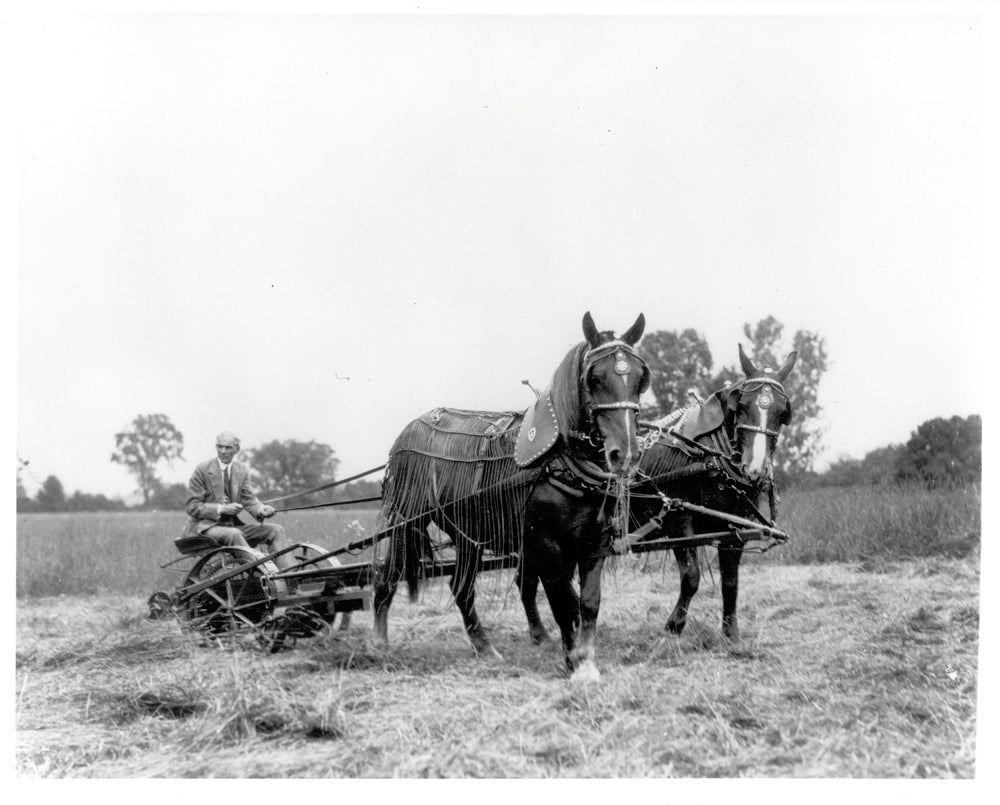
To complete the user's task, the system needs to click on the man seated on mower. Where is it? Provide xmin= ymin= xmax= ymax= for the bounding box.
xmin=178 ymin=431 xmax=293 ymax=569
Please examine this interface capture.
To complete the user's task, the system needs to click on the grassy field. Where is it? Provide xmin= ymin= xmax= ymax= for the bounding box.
xmin=16 ymin=558 xmax=979 ymax=777
xmin=15 ymin=484 xmax=982 ymax=778
xmin=15 ymin=508 xmax=382 ymax=598
xmin=15 ymin=483 xmax=981 ymax=598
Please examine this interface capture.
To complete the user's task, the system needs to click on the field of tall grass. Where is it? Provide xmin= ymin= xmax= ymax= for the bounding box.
xmin=16 ymin=483 xmax=980 ymax=598
xmin=15 ymin=482 xmax=982 ymax=778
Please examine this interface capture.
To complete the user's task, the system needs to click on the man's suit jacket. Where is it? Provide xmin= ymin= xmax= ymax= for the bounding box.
xmin=182 ymin=458 xmax=266 ymax=537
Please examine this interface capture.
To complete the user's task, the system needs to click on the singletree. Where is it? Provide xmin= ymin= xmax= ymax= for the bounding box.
xmin=110 ymin=413 xmax=185 ymax=506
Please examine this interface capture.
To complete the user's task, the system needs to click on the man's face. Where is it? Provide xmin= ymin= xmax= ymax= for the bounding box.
xmin=216 ymin=438 xmax=240 ymax=464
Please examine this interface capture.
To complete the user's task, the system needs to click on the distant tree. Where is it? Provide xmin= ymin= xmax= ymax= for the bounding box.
xmin=330 ymin=478 xmax=383 ymax=509
xmin=149 ymin=482 xmax=190 ymax=511
xmin=896 ymin=415 xmax=981 ymax=487
xmin=638 ymin=329 xmax=715 ymax=417
xmin=16 ymin=457 xmax=33 ymax=511
xmin=110 ymin=414 xmax=185 ymax=507
xmin=245 ymin=439 xmax=340 ymax=502
xmin=820 ymin=444 xmax=905 ymax=487
xmin=65 ymin=491 xmax=127 ymax=512
xmin=35 ymin=475 xmax=66 ymax=511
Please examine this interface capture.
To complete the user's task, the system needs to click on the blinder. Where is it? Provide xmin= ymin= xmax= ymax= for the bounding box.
xmin=580 ymin=339 xmax=649 ymax=417
xmin=727 ymin=377 xmax=792 ymax=442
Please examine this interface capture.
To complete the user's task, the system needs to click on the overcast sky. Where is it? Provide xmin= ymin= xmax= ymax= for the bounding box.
xmin=14 ymin=7 xmax=988 ymax=501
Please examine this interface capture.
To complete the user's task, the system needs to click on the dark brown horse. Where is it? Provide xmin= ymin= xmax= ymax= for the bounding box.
xmin=371 ymin=312 xmax=649 ymax=680
xmin=518 ymin=344 xmax=796 ymax=647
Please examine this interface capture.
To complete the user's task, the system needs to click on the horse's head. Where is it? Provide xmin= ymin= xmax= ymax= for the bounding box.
xmin=573 ymin=311 xmax=649 ymax=475
xmin=719 ymin=344 xmax=797 ymax=483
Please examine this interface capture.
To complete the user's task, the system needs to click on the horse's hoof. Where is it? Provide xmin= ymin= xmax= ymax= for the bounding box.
xmin=529 ymin=628 xmax=550 ymax=645
xmin=570 ymin=660 xmax=601 ymax=684
xmin=665 ymin=619 xmax=685 ymax=635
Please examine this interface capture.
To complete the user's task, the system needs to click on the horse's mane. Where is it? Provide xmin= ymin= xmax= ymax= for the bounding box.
xmin=548 ymin=341 xmax=587 ymax=439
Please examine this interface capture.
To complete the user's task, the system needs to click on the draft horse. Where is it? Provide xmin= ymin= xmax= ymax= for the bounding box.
xmin=371 ymin=312 xmax=649 ymax=681
xmin=520 ymin=344 xmax=796 ymax=647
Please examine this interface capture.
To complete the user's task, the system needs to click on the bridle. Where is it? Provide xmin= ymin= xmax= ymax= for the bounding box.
xmin=567 ymin=338 xmax=649 ymax=452
xmin=581 ymin=339 xmax=648 ymax=415
xmin=732 ymin=377 xmax=789 ymax=441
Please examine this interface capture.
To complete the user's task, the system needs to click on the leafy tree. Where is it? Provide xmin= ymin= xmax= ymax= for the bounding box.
xmin=638 ymin=315 xmax=828 ymax=482
xmin=896 ymin=415 xmax=981 ymax=487
xmin=110 ymin=413 xmax=185 ymax=506
xmin=65 ymin=491 xmax=127 ymax=512
xmin=638 ymin=329 xmax=714 ymax=416
xmin=245 ymin=439 xmax=340 ymax=502
xmin=330 ymin=478 xmax=383 ymax=509
xmin=35 ymin=475 xmax=66 ymax=511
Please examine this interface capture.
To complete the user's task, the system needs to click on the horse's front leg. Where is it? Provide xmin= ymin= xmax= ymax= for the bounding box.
xmin=451 ymin=543 xmax=502 ymax=660
xmin=516 ymin=559 xmax=549 ymax=644
xmin=719 ymin=543 xmax=743 ymax=643
xmin=665 ymin=515 xmax=700 ymax=635
xmin=567 ymin=554 xmax=605 ymax=682
xmin=538 ymin=570 xmax=582 ymax=670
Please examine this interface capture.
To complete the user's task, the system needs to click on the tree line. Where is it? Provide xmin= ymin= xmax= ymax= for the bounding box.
xmin=17 ymin=316 xmax=980 ymax=512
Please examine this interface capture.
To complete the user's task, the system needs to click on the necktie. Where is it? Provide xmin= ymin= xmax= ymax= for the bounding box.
xmin=223 ymin=465 xmax=231 ymax=504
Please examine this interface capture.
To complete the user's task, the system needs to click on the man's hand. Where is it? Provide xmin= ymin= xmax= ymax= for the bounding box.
xmin=221 ymin=503 xmax=243 ymax=516
xmin=258 ymin=505 xmax=276 ymax=519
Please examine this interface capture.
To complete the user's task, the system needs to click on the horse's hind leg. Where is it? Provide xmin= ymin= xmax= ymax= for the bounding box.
xmin=666 ymin=516 xmax=700 ymax=635
xmin=516 ymin=560 xmax=549 ymax=645
xmin=372 ymin=526 xmax=409 ymax=645
xmin=451 ymin=545 xmax=502 ymax=660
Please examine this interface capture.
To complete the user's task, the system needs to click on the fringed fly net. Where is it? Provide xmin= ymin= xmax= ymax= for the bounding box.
xmin=373 ymin=407 xmax=541 ymax=605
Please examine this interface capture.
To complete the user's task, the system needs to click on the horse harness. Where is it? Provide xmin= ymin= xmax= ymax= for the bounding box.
xmin=733 ymin=375 xmax=790 ymax=441
xmin=616 ymin=380 xmax=789 ymax=552
xmin=570 ymin=338 xmax=649 ymax=434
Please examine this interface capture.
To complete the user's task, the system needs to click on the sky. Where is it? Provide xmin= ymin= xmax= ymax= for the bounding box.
xmin=12 ymin=5 xmax=990 ymax=502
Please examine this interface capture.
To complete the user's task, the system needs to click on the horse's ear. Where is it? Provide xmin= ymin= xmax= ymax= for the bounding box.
xmin=738 ymin=344 xmax=758 ymax=378
xmin=620 ymin=313 xmax=645 ymax=346
xmin=776 ymin=350 xmax=798 ymax=383
xmin=582 ymin=311 xmax=600 ymax=348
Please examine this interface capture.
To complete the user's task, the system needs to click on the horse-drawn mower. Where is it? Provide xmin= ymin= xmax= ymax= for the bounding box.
xmin=148 ymin=540 xmax=374 ymax=652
